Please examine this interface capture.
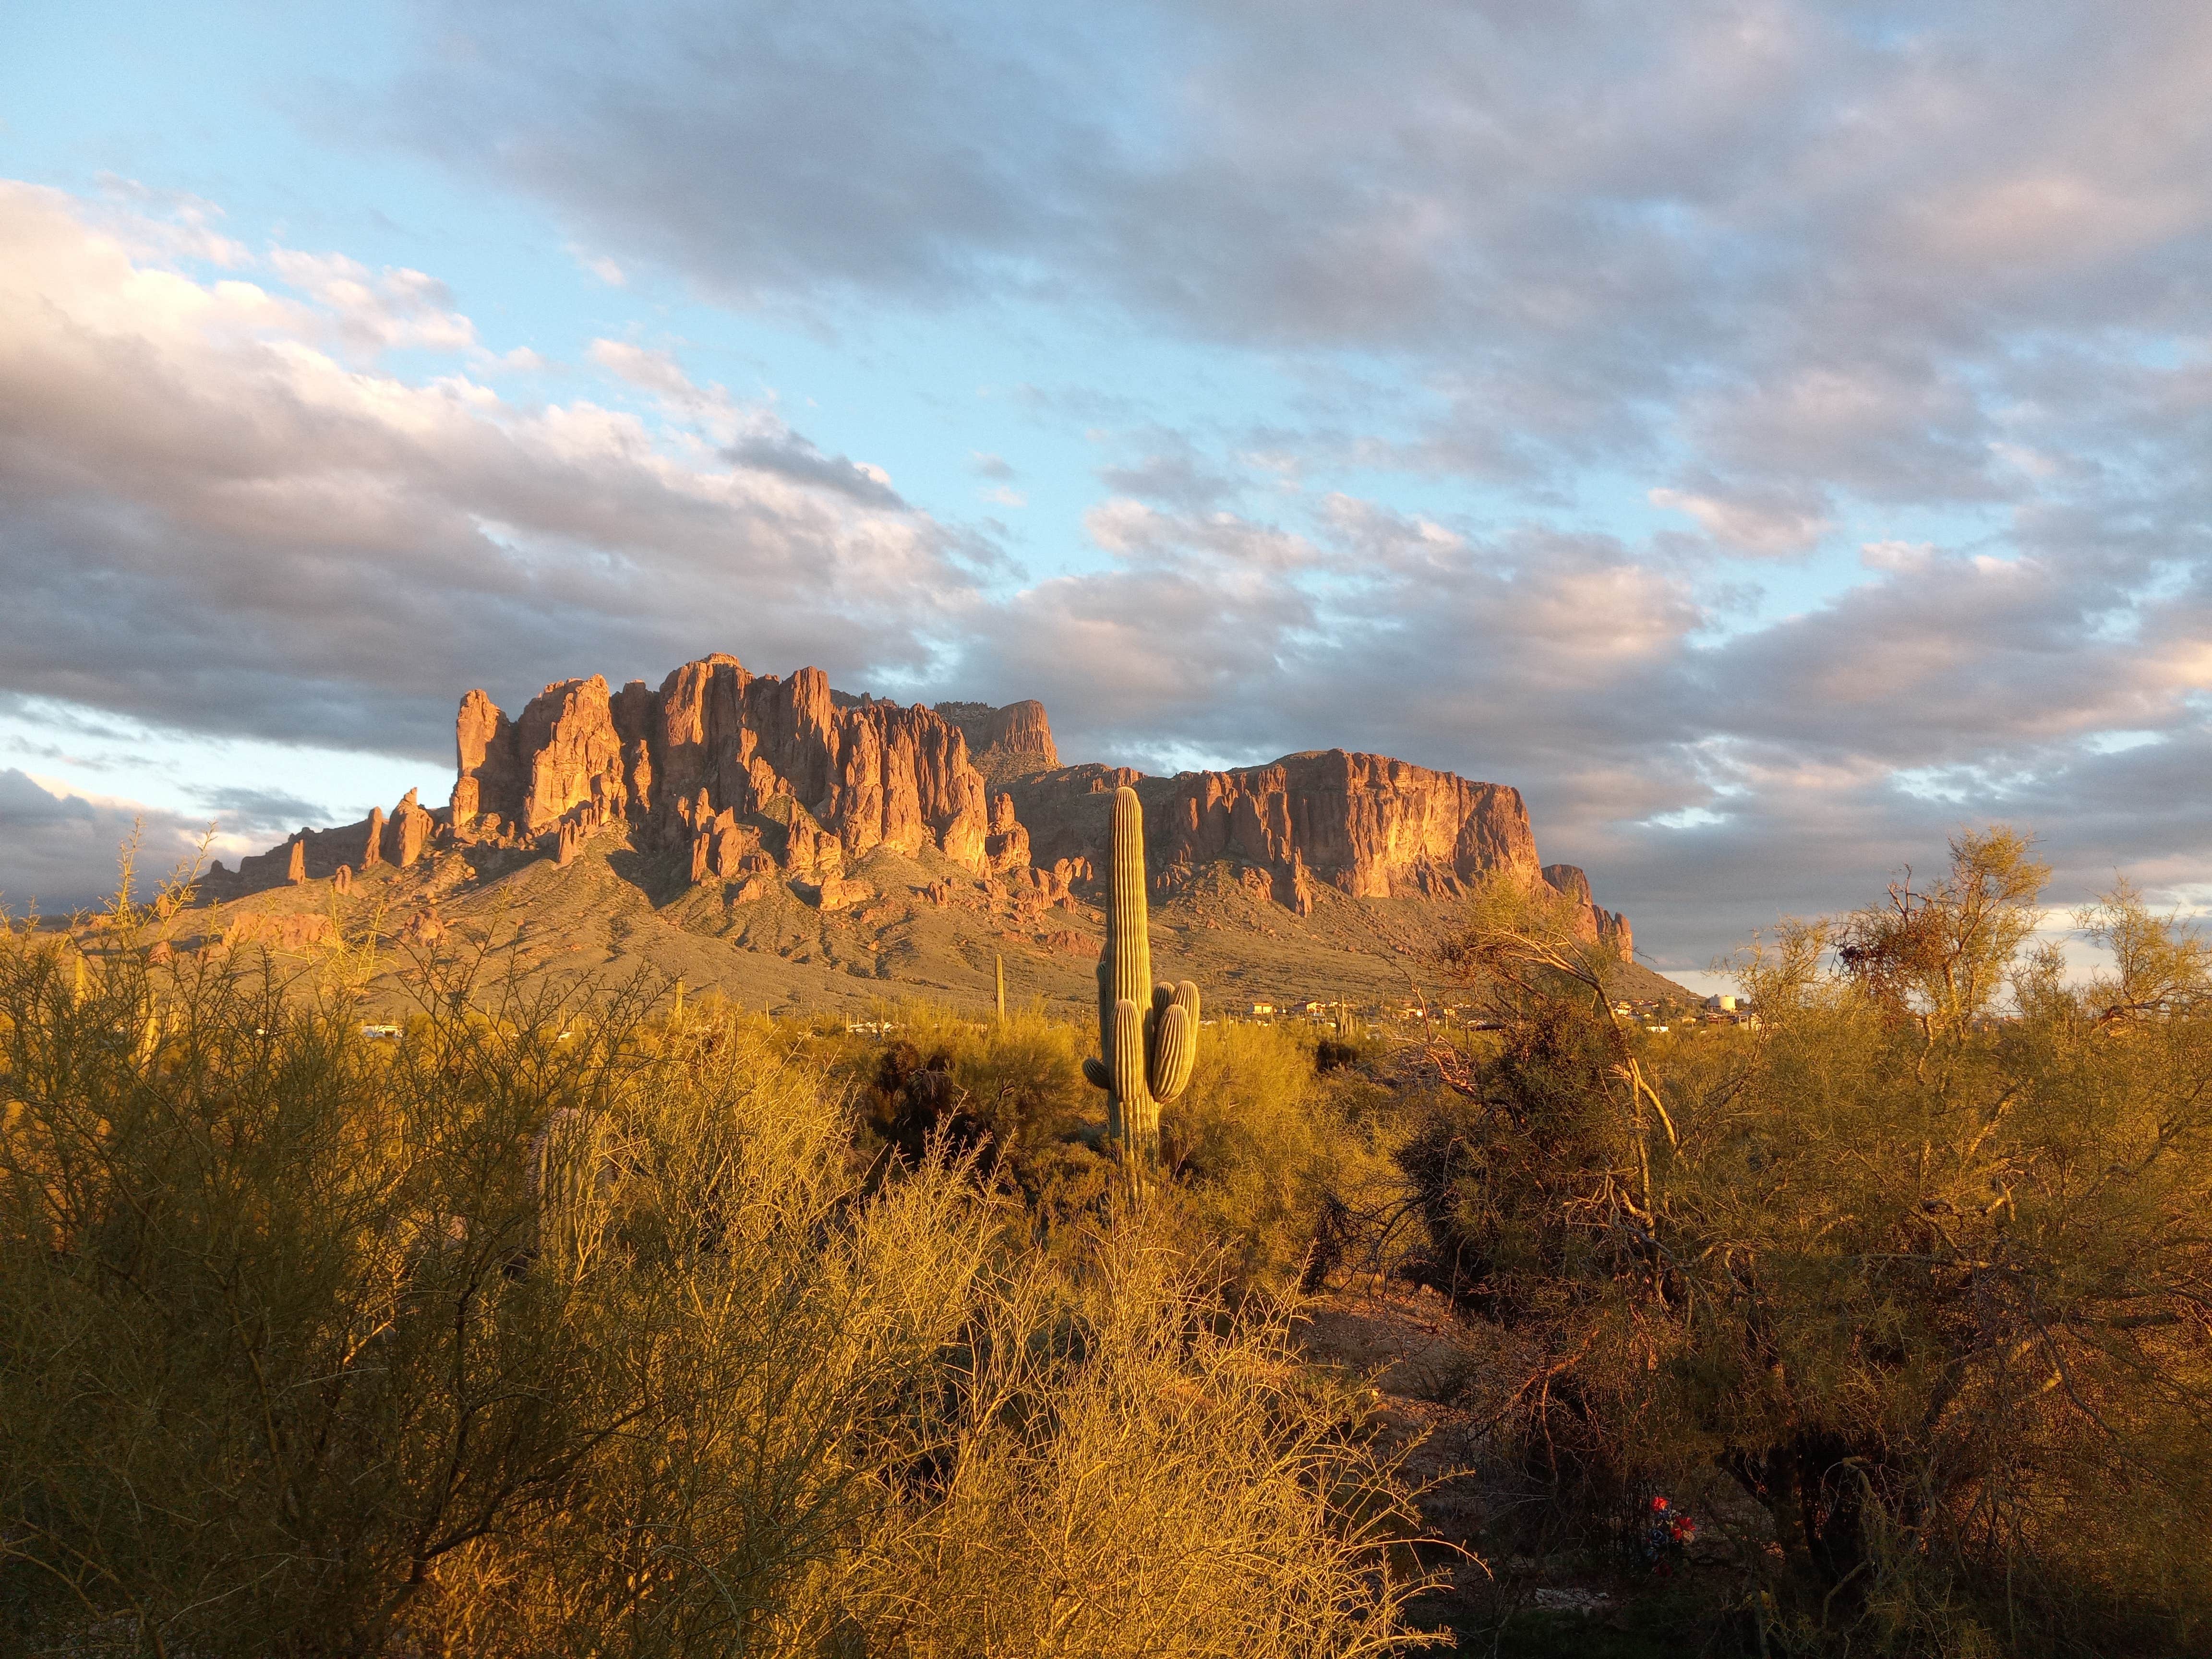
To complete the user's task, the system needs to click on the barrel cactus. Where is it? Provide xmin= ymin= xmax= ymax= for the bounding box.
xmin=1082 ymin=786 xmax=1200 ymax=1173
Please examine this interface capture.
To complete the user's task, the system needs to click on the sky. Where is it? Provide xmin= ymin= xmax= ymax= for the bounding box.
xmin=4 ymin=0 xmax=2212 ymax=986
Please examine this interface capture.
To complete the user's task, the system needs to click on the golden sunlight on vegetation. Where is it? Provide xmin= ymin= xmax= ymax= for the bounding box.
xmin=5 ymin=825 xmax=2210 ymax=1657
xmin=0 ymin=884 xmax=1430 ymax=1658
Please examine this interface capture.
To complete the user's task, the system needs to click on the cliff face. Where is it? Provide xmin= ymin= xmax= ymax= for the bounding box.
xmin=1152 ymin=751 xmax=1538 ymax=910
xmin=1006 ymin=750 xmax=1546 ymax=918
xmin=1541 ymin=862 xmax=1635 ymax=958
xmin=933 ymin=699 xmax=1059 ymax=784
xmin=452 ymin=653 xmax=994 ymax=875
xmin=206 ymin=663 xmax=1634 ymax=951
xmin=212 ymin=788 xmax=445 ymax=892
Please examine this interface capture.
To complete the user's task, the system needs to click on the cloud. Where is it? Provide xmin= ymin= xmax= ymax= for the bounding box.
xmin=0 ymin=182 xmax=969 ymax=765
xmin=187 ymin=784 xmax=335 ymax=839
xmin=385 ymin=0 xmax=2212 ymax=515
xmin=0 ymin=770 xmax=211 ymax=915
xmin=1095 ymin=430 xmax=1246 ymax=513
xmin=1648 ymin=484 xmax=1832 ymax=556
xmin=577 ymin=250 xmax=626 ymax=287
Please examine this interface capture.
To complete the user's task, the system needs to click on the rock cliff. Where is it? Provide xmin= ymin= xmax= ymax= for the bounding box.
xmin=209 ymin=786 xmax=449 ymax=894
xmin=204 ymin=659 xmax=1634 ymax=952
xmin=934 ymin=699 xmax=1060 ymax=783
xmin=452 ymin=653 xmax=993 ymax=877
xmin=1006 ymin=750 xmax=1544 ymax=917
xmin=1541 ymin=862 xmax=1635 ymax=958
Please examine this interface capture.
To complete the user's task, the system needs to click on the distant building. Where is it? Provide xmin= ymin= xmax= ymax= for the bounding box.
xmin=1706 ymin=994 xmax=1740 ymax=1012
xmin=1250 ymin=1002 xmax=1275 ymax=1016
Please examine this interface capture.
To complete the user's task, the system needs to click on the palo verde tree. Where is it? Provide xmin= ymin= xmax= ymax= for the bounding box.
xmin=1408 ymin=828 xmax=2212 ymax=1656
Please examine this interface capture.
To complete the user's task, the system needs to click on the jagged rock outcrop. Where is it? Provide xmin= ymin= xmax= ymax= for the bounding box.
xmin=212 ymin=786 xmax=452 ymax=895
xmin=935 ymin=699 xmax=1060 ymax=784
xmin=1006 ymin=751 xmax=1543 ymax=918
xmin=452 ymin=690 xmax=523 ymax=828
xmin=207 ymin=662 xmax=1635 ymax=950
xmin=452 ymin=654 xmax=994 ymax=879
xmin=389 ymin=790 xmax=435 ymax=868
xmin=1541 ymin=863 xmax=1635 ymax=957
xmin=984 ymin=792 xmax=1032 ymax=874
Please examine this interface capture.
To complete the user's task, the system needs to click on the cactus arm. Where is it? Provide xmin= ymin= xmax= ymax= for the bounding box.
xmin=1151 ymin=1003 xmax=1196 ymax=1102
xmin=1082 ymin=1056 xmax=1111 ymax=1090
xmin=1109 ymin=995 xmax=1154 ymax=1150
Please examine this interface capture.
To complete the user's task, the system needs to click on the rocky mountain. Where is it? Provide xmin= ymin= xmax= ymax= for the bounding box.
xmin=196 ymin=651 xmax=1646 ymax=1010
xmin=933 ymin=698 xmax=1059 ymax=784
xmin=1003 ymin=751 xmax=1629 ymax=953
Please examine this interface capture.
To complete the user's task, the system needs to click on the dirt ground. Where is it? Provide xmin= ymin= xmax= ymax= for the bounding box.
xmin=1293 ymin=1279 xmax=1769 ymax=1656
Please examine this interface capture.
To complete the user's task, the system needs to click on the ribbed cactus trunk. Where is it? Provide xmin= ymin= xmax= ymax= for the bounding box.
xmin=530 ymin=1107 xmax=609 ymax=1277
xmin=1083 ymin=787 xmax=1200 ymax=1183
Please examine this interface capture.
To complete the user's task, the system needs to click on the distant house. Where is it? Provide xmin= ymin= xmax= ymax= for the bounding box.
xmin=1705 ymin=994 xmax=1741 ymax=1012
xmin=1250 ymin=1002 xmax=1275 ymax=1016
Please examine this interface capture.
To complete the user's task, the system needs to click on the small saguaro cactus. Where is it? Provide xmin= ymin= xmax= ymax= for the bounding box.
xmin=1082 ymin=786 xmax=1200 ymax=1171
xmin=529 ymin=1106 xmax=612 ymax=1277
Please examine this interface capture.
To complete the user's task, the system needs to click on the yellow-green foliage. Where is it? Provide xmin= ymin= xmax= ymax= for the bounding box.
xmin=0 ymin=905 xmax=1429 ymax=1658
xmin=1416 ymin=831 xmax=2212 ymax=1657
xmin=1161 ymin=1021 xmax=1406 ymax=1294
xmin=856 ymin=1219 xmax=1431 ymax=1658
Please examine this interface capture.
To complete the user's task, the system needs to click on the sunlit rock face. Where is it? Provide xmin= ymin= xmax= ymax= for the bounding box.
xmin=934 ymin=698 xmax=1060 ymax=784
xmin=1542 ymin=862 xmax=1635 ymax=957
xmin=214 ymin=667 xmax=1632 ymax=944
xmin=451 ymin=653 xmax=993 ymax=876
xmin=1000 ymin=747 xmax=1616 ymax=926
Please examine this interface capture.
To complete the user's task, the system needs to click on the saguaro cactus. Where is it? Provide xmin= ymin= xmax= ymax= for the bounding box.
xmin=1082 ymin=786 xmax=1200 ymax=1170
xmin=529 ymin=1106 xmax=611 ymax=1276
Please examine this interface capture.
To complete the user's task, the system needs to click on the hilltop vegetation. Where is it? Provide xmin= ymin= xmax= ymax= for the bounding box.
xmin=4 ymin=828 xmax=2208 ymax=1656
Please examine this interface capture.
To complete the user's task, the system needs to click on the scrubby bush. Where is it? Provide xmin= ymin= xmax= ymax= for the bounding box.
xmin=0 ymin=898 xmax=1431 ymax=1658
xmin=1409 ymin=831 xmax=2212 ymax=1656
xmin=1160 ymin=1020 xmax=1407 ymax=1295
xmin=848 ymin=1004 xmax=1100 ymax=1189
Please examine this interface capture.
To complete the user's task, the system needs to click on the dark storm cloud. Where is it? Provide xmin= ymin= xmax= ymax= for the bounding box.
xmin=0 ymin=770 xmax=210 ymax=915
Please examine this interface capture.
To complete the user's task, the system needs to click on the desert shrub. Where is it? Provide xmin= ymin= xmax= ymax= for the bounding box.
xmin=852 ymin=1214 xmax=1437 ymax=1657
xmin=1408 ymin=833 xmax=2212 ymax=1656
xmin=0 ymin=900 xmax=1426 ymax=1658
xmin=1160 ymin=1021 xmax=1407 ymax=1294
xmin=841 ymin=1005 xmax=1120 ymax=1251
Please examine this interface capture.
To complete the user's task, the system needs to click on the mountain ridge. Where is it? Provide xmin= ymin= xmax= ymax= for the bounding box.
xmin=187 ymin=651 xmax=1664 ymax=1013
